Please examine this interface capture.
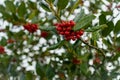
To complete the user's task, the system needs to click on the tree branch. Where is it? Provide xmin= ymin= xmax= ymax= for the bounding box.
xmin=79 ymin=38 xmax=105 ymax=57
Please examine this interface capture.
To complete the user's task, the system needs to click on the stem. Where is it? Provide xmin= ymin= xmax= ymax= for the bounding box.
xmin=79 ymin=38 xmax=105 ymax=57
xmin=46 ymin=0 xmax=61 ymax=22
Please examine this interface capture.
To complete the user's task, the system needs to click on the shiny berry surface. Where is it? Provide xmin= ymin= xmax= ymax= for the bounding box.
xmin=55 ymin=20 xmax=84 ymax=41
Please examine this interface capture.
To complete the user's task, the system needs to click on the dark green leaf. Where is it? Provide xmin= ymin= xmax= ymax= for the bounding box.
xmin=57 ymin=0 xmax=69 ymax=10
xmin=101 ymin=11 xmax=113 ymax=15
xmin=47 ymin=0 xmax=55 ymax=3
xmin=99 ymin=14 xmax=106 ymax=25
xmin=86 ymin=24 xmax=108 ymax=32
xmin=70 ymin=0 xmax=81 ymax=14
xmin=40 ymin=26 xmax=55 ymax=31
xmin=114 ymin=20 xmax=120 ymax=34
xmin=74 ymin=9 xmax=85 ymax=23
xmin=46 ymin=66 xmax=55 ymax=79
xmin=0 ymin=37 xmax=7 ymax=46
xmin=20 ymin=73 xmax=25 ymax=80
xmin=5 ymin=1 xmax=16 ymax=13
xmin=28 ymin=1 xmax=37 ymax=9
xmin=115 ymin=37 xmax=120 ymax=47
xmin=92 ymin=31 xmax=99 ymax=42
xmin=25 ymin=71 xmax=34 ymax=80
xmin=36 ymin=62 xmax=45 ymax=77
xmin=73 ymin=14 xmax=95 ymax=31
xmin=101 ymin=21 xmax=114 ymax=37
xmin=0 ymin=5 xmax=5 ymax=13
xmin=28 ymin=10 xmax=38 ymax=19
xmin=40 ymin=2 xmax=51 ymax=12
xmin=48 ymin=40 xmax=65 ymax=50
xmin=18 ymin=2 xmax=27 ymax=17
xmin=80 ymin=63 xmax=88 ymax=75
xmin=0 ymin=6 xmax=12 ymax=20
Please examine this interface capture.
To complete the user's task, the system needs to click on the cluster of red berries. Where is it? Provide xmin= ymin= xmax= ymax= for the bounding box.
xmin=0 ymin=46 xmax=5 ymax=54
xmin=55 ymin=20 xmax=84 ymax=41
xmin=23 ymin=23 xmax=38 ymax=33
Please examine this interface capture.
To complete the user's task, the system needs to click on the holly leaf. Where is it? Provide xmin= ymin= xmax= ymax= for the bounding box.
xmin=74 ymin=9 xmax=85 ymax=23
xmin=57 ymin=0 xmax=69 ymax=10
xmin=40 ymin=2 xmax=51 ymax=12
xmin=48 ymin=40 xmax=65 ymax=50
xmin=18 ymin=2 xmax=27 ymax=17
xmin=86 ymin=24 xmax=108 ymax=32
xmin=73 ymin=14 xmax=95 ymax=31
xmin=114 ymin=20 xmax=120 ymax=34
xmin=101 ymin=21 xmax=114 ymax=37
xmin=5 ymin=1 xmax=16 ymax=13
xmin=99 ymin=14 xmax=106 ymax=25
xmin=40 ymin=26 xmax=55 ymax=31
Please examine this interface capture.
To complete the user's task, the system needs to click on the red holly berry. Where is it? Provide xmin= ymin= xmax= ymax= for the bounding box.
xmin=79 ymin=30 xmax=84 ymax=36
xmin=72 ymin=58 xmax=81 ymax=65
xmin=12 ymin=58 xmax=17 ymax=62
xmin=65 ymin=31 xmax=70 ymax=35
xmin=0 ymin=46 xmax=5 ymax=54
xmin=116 ymin=5 xmax=120 ymax=8
xmin=7 ymin=39 xmax=15 ymax=44
xmin=117 ymin=47 xmax=120 ymax=52
xmin=55 ymin=20 xmax=84 ymax=41
xmin=23 ymin=23 xmax=38 ymax=33
xmin=93 ymin=57 xmax=101 ymax=64
xmin=41 ymin=31 xmax=48 ymax=38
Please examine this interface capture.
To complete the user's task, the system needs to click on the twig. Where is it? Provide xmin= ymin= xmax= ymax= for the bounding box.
xmin=79 ymin=38 xmax=105 ymax=57
xmin=46 ymin=0 xmax=61 ymax=22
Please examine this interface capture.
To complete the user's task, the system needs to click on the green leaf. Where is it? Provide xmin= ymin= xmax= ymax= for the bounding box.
xmin=57 ymin=0 xmax=69 ymax=10
xmin=18 ymin=2 xmax=27 ymax=17
xmin=47 ymin=0 xmax=55 ymax=3
xmin=40 ymin=2 xmax=51 ymax=12
xmin=114 ymin=20 xmax=120 ymax=34
xmin=40 ymin=26 xmax=55 ymax=31
xmin=36 ymin=62 xmax=45 ymax=77
xmin=70 ymin=0 xmax=81 ymax=14
xmin=73 ymin=14 xmax=95 ymax=31
xmin=25 ymin=71 xmax=34 ymax=80
xmin=101 ymin=11 xmax=113 ymax=16
xmin=28 ymin=1 xmax=37 ymax=10
xmin=80 ymin=63 xmax=88 ymax=75
xmin=0 ymin=5 xmax=5 ymax=13
xmin=99 ymin=14 xmax=106 ymax=25
xmin=0 ymin=5 xmax=12 ymax=20
xmin=0 ymin=37 xmax=7 ymax=46
xmin=74 ymin=9 xmax=85 ymax=23
xmin=48 ymin=40 xmax=65 ymax=50
xmin=46 ymin=66 xmax=55 ymax=79
xmin=86 ymin=24 xmax=108 ymax=32
xmin=2 ymin=12 xmax=12 ymax=20
xmin=28 ymin=10 xmax=38 ymax=19
xmin=20 ymin=73 xmax=25 ymax=80
xmin=101 ymin=21 xmax=114 ymax=37
xmin=115 ymin=37 xmax=120 ymax=47
xmin=5 ymin=1 xmax=16 ymax=13
xmin=92 ymin=31 xmax=99 ymax=41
